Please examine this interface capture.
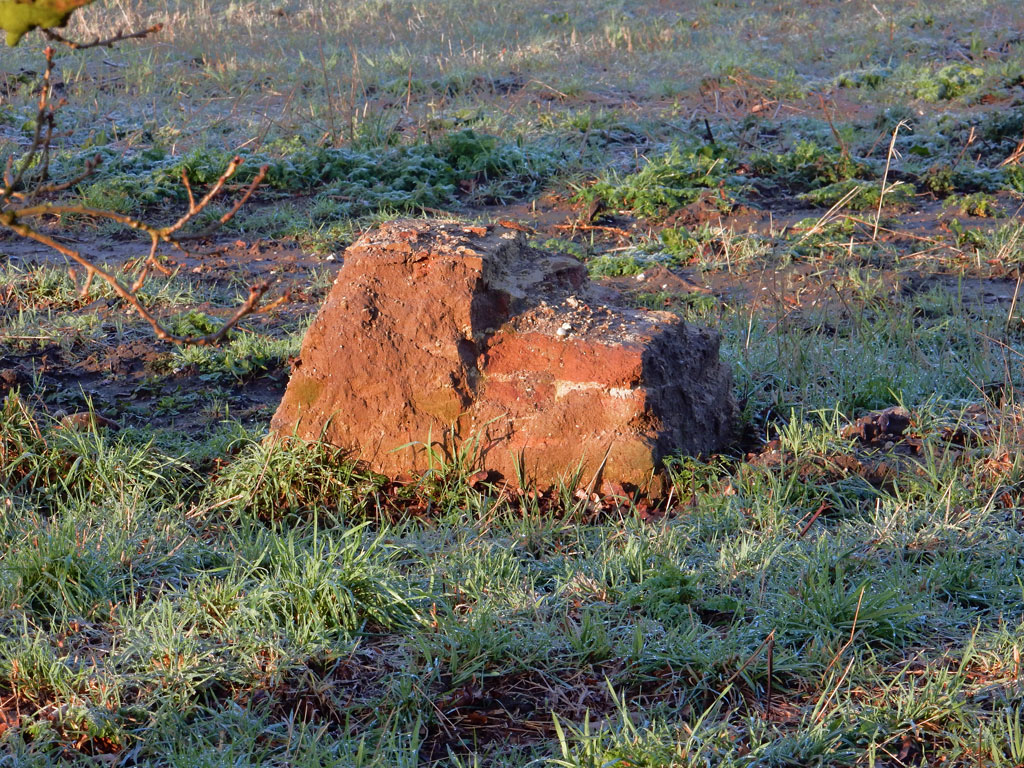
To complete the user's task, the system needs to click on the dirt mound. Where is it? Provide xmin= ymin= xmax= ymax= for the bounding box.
xmin=271 ymin=220 xmax=735 ymax=494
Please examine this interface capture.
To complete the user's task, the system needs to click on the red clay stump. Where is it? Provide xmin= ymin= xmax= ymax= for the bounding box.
xmin=271 ymin=220 xmax=736 ymax=494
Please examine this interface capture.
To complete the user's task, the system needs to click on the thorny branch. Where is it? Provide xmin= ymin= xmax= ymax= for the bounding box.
xmin=0 ymin=32 xmax=288 ymax=346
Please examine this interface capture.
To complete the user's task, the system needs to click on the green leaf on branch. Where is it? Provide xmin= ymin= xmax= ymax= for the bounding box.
xmin=0 ymin=0 xmax=96 ymax=46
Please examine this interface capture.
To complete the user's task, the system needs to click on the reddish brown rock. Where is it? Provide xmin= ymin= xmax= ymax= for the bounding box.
xmin=271 ymin=220 xmax=735 ymax=494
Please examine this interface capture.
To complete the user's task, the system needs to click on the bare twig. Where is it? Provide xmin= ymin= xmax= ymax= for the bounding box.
xmin=164 ymin=156 xmax=245 ymax=236
xmin=42 ymin=24 xmax=163 ymax=50
xmin=1 ymin=216 xmax=284 ymax=345
xmin=797 ymin=501 xmax=828 ymax=538
xmin=954 ymin=125 xmax=977 ymax=171
xmin=1 ymin=46 xmax=57 ymax=204
xmin=721 ymin=629 xmax=776 ymax=693
xmin=817 ymin=92 xmax=849 ymax=161
xmin=1000 ymin=131 xmax=1024 ymax=168
xmin=181 ymin=168 xmax=196 ymax=211
xmin=32 ymin=153 xmax=103 ymax=197
xmin=554 ymin=223 xmax=633 ymax=239
xmin=792 ymin=185 xmax=862 ymax=246
xmin=172 ymin=163 xmax=268 ymax=241
xmin=812 ymin=585 xmax=866 ymax=724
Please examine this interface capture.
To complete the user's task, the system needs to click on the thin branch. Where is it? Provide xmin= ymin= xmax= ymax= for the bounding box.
xmin=172 ymin=164 xmax=269 ymax=241
xmin=1000 ymin=131 xmax=1024 ymax=168
xmin=954 ymin=125 xmax=977 ymax=171
xmin=37 ymin=98 xmax=60 ymax=184
xmin=1 ymin=46 xmax=56 ymax=203
xmin=163 ymin=156 xmax=244 ymax=236
xmin=129 ymin=238 xmax=162 ymax=293
xmin=13 ymin=201 xmax=167 ymax=235
xmin=817 ymin=92 xmax=849 ymax=161
xmin=181 ymin=168 xmax=196 ymax=211
xmin=31 ymin=153 xmax=101 ymax=198
xmin=1 ymin=215 xmax=282 ymax=345
xmin=42 ymin=24 xmax=163 ymax=50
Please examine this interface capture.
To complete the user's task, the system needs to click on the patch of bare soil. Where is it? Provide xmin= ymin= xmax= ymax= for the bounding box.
xmin=420 ymin=666 xmax=616 ymax=762
xmin=0 ymin=238 xmax=341 ymax=437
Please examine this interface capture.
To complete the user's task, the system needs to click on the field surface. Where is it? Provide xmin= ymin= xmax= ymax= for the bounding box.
xmin=3 ymin=0 xmax=1024 ymax=765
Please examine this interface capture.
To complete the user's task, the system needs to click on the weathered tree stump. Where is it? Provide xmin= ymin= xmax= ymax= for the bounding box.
xmin=271 ymin=220 xmax=736 ymax=494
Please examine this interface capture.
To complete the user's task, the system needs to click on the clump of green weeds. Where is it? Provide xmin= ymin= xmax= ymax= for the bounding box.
xmin=1 ymin=391 xmax=182 ymax=503
xmin=908 ymin=63 xmax=985 ymax=101
xmin=751 ymin=140 xmax=864 ymax=192
xmin=244 ymin=523 xmax=424 ymax=635
xmin=656 ymin=225 xmax=702 ymax=262
xmin=1001 ymin=164 xmax=1024 ymax=194
xmin=836 ymin=67 xmax=891 ymax=90
xmin=204 ymin=433 xmax=381 ymax=523
xmin=168 ymin=328 xmax=300 ymax=382
xmin=575 ymin=143 xmax=736 ymax=220
xmin=944 ymin=192 xmax=999 ymax=217
xmin=920 ymin=163 xmax=1005 ymax=196
xmin=625 ymin=560 xmax=699 ymax=624
xmin=541 ymin=237 xmax=593 ymax=262
xmin=585 ymin=253 xmax=651 ymax=277
xmin=634 ymin=290 xmax=720 ymax=313
xmin=799 ymin=178 xmax=917 ymax=210
xmin=0 ymin=392 xmax=51 ymax=493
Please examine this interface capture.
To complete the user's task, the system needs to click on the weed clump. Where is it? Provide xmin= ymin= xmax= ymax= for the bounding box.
xmin=246 ymin=525 xmax=423 ymax=635
xmin=778 ymin=547 xmax=923 ymax=648
xmin=169 ymin=327 xmax=298 ymax=382
xmin=575 ymin=143 xmax=736 ymax=220
xmin=204 ymin=434 xmax=380 ymax=522
xmin=0 ymin=392 xmax=50 ymax=493
xmin=836 ymin=67 xmax=891 ymax=90
xmin=585 ymin=253 xmax=651 ymax=277
xmin=625 ymin=561 xmax=699 ymax=624
xmin=1 ymin=392 xmax=178 ymax=503
xmin=909 ymin=63 xmax=985 ymax=102
xmin=799 ymin=178 xmax=917 ymax=210
xmin=943 ymin=192 xmax=999 ymax=217
xmin=751 ymin=140 xmax=864 ymax=192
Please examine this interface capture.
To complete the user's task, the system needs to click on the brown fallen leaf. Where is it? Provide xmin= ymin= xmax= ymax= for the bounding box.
xmin=56 ymin=411 xmax=121 ymax=432
xmin=467 ymin=469 xmax=489 ymax=489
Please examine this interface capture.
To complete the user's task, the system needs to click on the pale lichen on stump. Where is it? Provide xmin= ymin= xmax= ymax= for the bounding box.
xmin=271 ymin=220 xmax=736 ymax=494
